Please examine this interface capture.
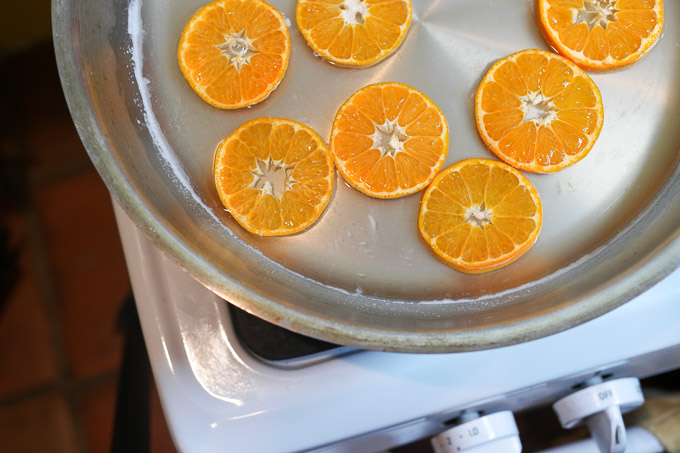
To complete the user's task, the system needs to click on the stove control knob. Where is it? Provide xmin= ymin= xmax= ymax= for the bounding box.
xmin=552 ymin=377 xmax=644 ymax=453
xmin=431 ymin=411 xmax=522 ymax=453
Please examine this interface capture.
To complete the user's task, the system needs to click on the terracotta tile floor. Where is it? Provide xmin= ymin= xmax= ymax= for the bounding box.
xmin=0 ymin=42 xmax=175 ymax=453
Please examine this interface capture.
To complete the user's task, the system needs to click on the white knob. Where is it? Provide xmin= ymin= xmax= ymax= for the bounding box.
xmin=431 ymin=411 xmax=522 ymax=453
xmin=552 ymin=377 xmax=644 ymax=453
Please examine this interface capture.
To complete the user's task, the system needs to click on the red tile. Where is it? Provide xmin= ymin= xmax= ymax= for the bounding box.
xmin=24 ymin=113 xmax=91 ymax=180
xmin=0 ymin=213 xmax=59 ymax=399
xmin=4 ymin=43 xmax=91 ymax=178
xmin=80 ymin=380 xmax=118 ymax=453
xmin=34 ymin=170 xmax=129 ymax=378
xmin=0 ymin=392 xmax=79 ymax=453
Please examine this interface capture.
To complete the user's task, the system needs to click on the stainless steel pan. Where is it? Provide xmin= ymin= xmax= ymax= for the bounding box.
xmin=53 ymin=0 xmax=680 ymax=352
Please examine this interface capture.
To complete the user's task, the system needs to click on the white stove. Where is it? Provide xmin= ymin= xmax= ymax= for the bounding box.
xmin=114 ymin=203 xmax=680 ymax=453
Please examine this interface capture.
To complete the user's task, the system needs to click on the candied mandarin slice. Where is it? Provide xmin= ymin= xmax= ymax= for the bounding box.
xmin=418 ymin=158 xmax=543 ymax=273
xmin=296 ymin=0 xmax=412 ymax=67
xmin=178 ymin=0 xmax=290 ymax=109
xmin=475 ymin=49 xmax=604 ymax=173
xmin=214 ymin=118 xmax=334 ymax=236
xmin=330 ymin=82 xmax=449 ymax=198
xmin=537 ymin=0 xmax=664 ymax=71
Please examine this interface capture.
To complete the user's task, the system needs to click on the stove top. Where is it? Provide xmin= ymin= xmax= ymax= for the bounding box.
xmin=228 ymin=303 xmax=355 ymax=367
xmin=114 ymin=204 xmax=680 ymax=453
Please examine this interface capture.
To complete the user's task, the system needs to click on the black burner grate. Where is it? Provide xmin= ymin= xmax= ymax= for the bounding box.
xmin=228 ymin=303 xmax=347 ymax=364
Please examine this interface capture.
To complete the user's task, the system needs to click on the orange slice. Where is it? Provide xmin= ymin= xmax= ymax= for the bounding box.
xmin=418 ymin=159 xmax=543 ymax=274
xmin=214 ymin=118 xmax=334 ymax=236
xmin=296 ymin=0 xmax=413 ymax=67
xmin=178 ymin=0 xmax=291 ymax=109
xmin=537 ymin=0 xmax=664 ymax=71
xmin=475 ymin=49 xmax=604 ymax=173
xmin=330 ymin=82 xmax=449 ymax=198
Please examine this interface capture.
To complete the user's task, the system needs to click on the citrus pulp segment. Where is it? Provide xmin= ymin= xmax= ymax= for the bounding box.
xmin=214 ymin=118 xmax=334 ymax=236
xmin=537 ymin=0 xmax=664 ymax=71
xmin=178 ymin=0 xmax=291 ymax=109
xmin=475 ymin=49 xmax=604 ymax=173
xmin=296 ymin=0 xmax=413 ymax=67
xmin=330 ymin=82 xmax=449 ymax=198
xmin=418 ymin=159 xmax=543 ymax=274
